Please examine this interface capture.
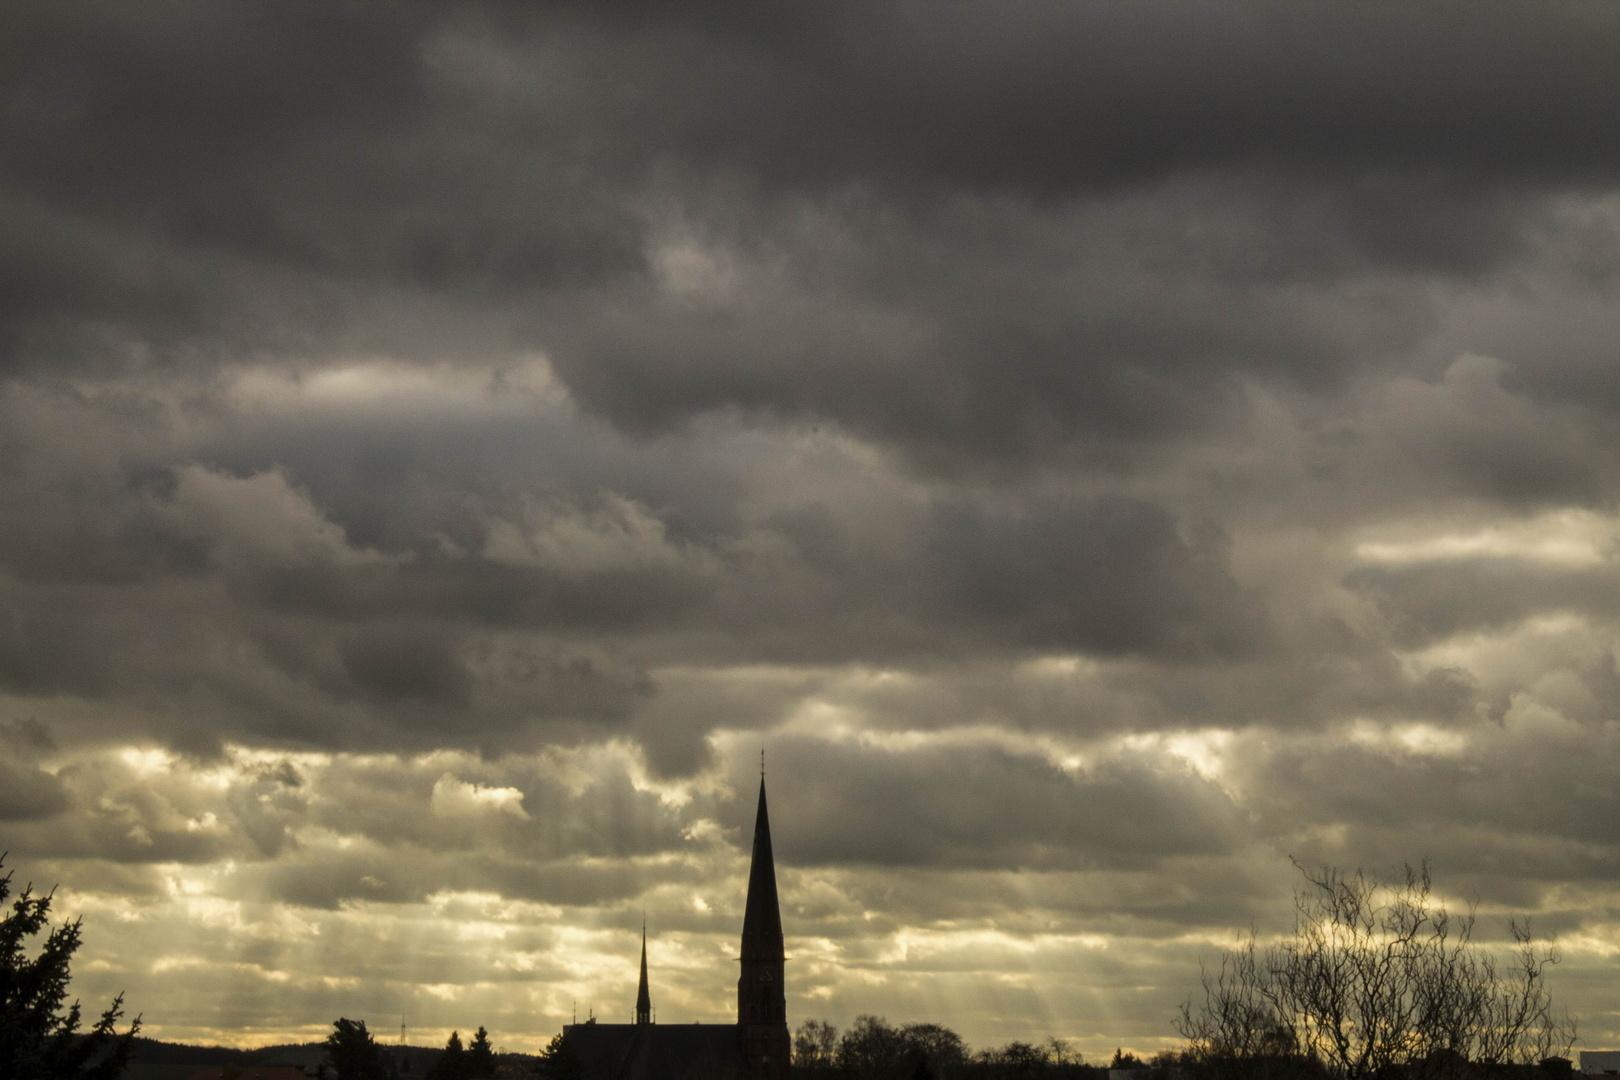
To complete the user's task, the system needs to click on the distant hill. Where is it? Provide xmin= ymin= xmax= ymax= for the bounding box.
xmin=122 ymin=1037 xmax=328 ymax=1080
xmin=120 ymin=1036 xmax=537 ymax=1080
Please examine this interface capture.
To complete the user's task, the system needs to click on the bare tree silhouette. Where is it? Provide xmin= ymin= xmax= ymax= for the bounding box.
xmin=1177 ymin=861 xmax=1575 ymax=1079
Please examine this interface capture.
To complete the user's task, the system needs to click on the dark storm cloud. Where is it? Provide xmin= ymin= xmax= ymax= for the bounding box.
xmin=19 ymin=1 xmax=1617 ymax=258
xmin=6 ymin=0 xmax=1620 ymax=465
xmin=1360 ymin=356 xmax=1615 ymax=511
xmin=0 ymin=351 xmax=1284 ymax=755
xmin=570 ymin=1 xmax=1620 ymax=194
xmin=745 ymin=736 xmax=1245 ymax=871
xmin=0 ymin=1 xmax=637 ymax=373
xmin=0 ymin=759 xmax=70 ymax=821
xmin=339 ymin=630 xmax=472 ymax=705
xmin=0 ymin=587 xmax=115 ymax=697
xmin=1349 ymin=557 xmax=1620 ymax=648
xmin=1232 ymin=721 xmax=1620 ymax=907
xmin=927 ymin=496 xmax=1266 ymax=657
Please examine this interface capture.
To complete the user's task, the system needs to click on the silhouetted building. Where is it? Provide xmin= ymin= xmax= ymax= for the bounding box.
xmin=562 ymin=778 xmax=789 ymax=1080
xmin=563 ymin=1023 xmax=749 ymax=1080
xmin=1584 ymin=1051 xmax=1620 ymax=1075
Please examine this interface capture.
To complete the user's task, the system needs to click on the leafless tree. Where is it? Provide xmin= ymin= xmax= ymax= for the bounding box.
xmin=1176 ymin=861 xmax=1574 ymax=1079
xmin=794 ymin=1019 xmax=839 ymax=1072
xmin=1177 ymin=930 xmax=1299 ymax=1069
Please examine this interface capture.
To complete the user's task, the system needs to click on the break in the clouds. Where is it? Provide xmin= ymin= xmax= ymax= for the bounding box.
xmin=4 ymin=0 xmax=1620 ymax=1059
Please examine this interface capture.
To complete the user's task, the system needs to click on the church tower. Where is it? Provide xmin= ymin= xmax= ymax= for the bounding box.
xmin=635 ymin=920 xmax=651 ymax=1025
xmin=738 ymin=778 xmax=789 ymax=1080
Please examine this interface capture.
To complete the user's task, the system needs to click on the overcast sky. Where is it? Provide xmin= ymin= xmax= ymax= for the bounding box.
xmin=5 ymin=0 xmax=1620 ymax=1059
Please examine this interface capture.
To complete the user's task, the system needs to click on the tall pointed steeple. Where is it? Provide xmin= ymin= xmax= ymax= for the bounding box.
xmin=635 ymin=918 xmax=652 ymax=1025
xmin=738 ymin=776 xmax=788 ymax=1080
xmin=740 ymin=778 xmax=784 ymax=964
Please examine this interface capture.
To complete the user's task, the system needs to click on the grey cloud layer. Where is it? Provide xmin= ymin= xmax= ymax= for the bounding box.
xmin=7 ymin=2 xmax=1620 ymax=460
xmin=5 ymin=0 xmax=1620 ymax=1053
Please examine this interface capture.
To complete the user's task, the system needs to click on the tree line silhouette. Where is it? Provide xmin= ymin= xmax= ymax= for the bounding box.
xmin=324 ymin=1020 xmax=498 ymax=1080
xmin=788 ymin=1015 xmax=1114 ymax=1080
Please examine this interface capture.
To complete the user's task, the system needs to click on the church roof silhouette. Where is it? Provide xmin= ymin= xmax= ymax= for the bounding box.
xmin=563 ymin=777 xmax=789 ymax=1080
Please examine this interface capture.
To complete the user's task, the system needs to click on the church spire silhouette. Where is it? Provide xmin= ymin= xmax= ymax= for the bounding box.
xmin=738 ymin=776 xmax=788 ymax=1079
xmin=562 ymin=772 xmax=791 ymax=1080
xmin=635 ymin=916 xmax=651 ymax=1025
xmin=739 ymin=778 xmax=783 ymax=965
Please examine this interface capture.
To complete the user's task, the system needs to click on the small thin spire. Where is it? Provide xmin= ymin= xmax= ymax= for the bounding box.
xmin=636 ymin=914 xmax=652 ymax=1024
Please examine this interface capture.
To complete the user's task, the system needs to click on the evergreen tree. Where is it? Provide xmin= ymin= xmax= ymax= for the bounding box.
xmin=0 ymin=856 xmax=141 ymax=1080
xmin=428 ymin=1030 xmax=466 ymax=1080
xmin=537 ymin=1033 xmax=580 ymax=1080
xmin=467 ymin=1027 xmax=495 ymax=1079
xmin=1109 ymin=1049 xmax=1145 ymax=1070
xmin=324 ymin=1018 xmax=388 ymax=1080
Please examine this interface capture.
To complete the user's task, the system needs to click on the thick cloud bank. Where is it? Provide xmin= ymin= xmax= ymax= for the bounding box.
xmin=4 ymin=0 xmax=1620 ymax=1057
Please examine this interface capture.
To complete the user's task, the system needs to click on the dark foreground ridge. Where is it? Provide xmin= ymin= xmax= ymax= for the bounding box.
xmin=118 ymin=1038 xmax=539 ymax=1080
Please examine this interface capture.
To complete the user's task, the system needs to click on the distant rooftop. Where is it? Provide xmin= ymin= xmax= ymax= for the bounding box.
xmin=1582 ymin=1051 xmax=1620 ymax=1075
